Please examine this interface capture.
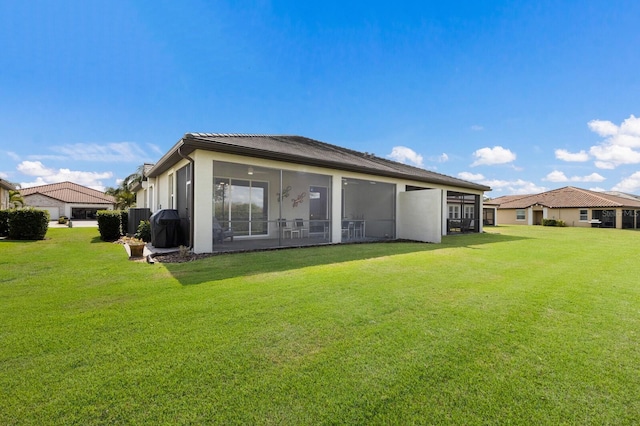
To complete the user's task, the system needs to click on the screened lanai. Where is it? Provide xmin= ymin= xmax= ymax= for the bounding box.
xmin=211 ymin=161 xmax=397 ymax=252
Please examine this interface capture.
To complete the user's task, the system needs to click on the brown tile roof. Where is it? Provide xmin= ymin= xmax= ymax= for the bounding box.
xmin=487 ymin=194 xmax=532 ymax=206
xmin=497 ymin=186 xmax=640 ymax=209
xmin=148 ymin=133 xmax=490 ymax=192
xmin=20 ymin=181 xmax=116 ymax=205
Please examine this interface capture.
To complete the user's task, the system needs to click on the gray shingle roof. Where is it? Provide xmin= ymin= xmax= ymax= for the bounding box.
xmin=148 ymin=133 xmax=490 ymax=192
xmin=0 ymin=178 xmax=16 ymax=191
xmin=20 ymin=181 xmax=116 ymax=204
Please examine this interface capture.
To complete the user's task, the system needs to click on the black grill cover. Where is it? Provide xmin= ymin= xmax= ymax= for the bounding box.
xmin=150 ymin=209 xmax=181 ymax=248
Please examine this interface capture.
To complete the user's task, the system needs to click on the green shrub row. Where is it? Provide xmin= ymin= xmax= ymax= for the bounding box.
xmin=95 ymin=210 xmax=136 ymax=241
xmin=0 ymin=210 xmax=9 ymax=237
xmin=0 ymin=208 xmax=50 ymax=240
xmin=96 ymin=210 xmax=123 ymax=241
xmin=542 ymin=218 xmax=566 ymax=227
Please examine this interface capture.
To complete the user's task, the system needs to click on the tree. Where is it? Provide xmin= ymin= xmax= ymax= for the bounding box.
xmin=9 ymin=189 xmax=24 ymax=208
xmin=105 ymin=165 xmax=144 ymax=210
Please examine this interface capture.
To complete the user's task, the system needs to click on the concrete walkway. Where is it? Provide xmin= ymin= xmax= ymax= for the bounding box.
xmin=48 ymin=220 xmax=98 ymax=228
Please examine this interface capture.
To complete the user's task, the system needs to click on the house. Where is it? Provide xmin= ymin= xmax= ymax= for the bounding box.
xmin=138 ymin=133 xmax=491 ymax=253
xmin=492 ymin=186 xmax=640 ymax=229
xmin=20 ymin=181 xmax=116 ymax=220
xmin=0 ymin=178 xmax=16 ymax=210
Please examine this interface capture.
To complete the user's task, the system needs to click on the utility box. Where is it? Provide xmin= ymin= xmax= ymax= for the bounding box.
xmin=128 ymin=208 xmax=151 ymax=235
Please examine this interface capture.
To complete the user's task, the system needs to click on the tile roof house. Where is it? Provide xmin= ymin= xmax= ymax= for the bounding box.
xmin=0 ymin=178 xmax=16 ymax=210
xmin=20 ymin=181 xmax=116 ymax=220
xmin=138 ymin=133 xmax=491 ymax=253
xmin=491 ymin=186 xmax=640 ymax=228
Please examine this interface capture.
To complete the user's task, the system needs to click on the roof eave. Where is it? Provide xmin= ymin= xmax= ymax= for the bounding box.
xmin=147 ymin=135 xmax=490 ymax=192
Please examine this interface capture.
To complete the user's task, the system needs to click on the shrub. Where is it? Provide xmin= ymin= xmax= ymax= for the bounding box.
xmin=0 ymin=210 xmax=9 ymax=237
xmin=8 ymin=208 xmax=49 ymax=240
xmin=97 ymin=210 xmax=122 ymax=241
xmin=135 ymin=220 xmax=151 ymax=242
xmin=120 ymin=210 xmax=129 ymax=236
xmin=58 ymin=216 xmax=68 ymax=224
xmin=542 ymin=218 xmax=566 ymax=227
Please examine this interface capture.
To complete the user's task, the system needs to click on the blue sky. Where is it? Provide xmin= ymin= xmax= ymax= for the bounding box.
xmin=2 ymin=0 xmax=640 ymax=195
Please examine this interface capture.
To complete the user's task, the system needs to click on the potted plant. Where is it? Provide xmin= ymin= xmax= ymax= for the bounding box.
xmin=127 ymin=238 xmax=146 ymax=258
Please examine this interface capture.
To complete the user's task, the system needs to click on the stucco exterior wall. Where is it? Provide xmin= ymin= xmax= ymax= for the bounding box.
xmin=23 ymin=194 xmax=66 ymax=219
xmin=147 ymin=149 xmax=485 ymax=253
xmin=1 ymin=187 xmax=10 ymax=209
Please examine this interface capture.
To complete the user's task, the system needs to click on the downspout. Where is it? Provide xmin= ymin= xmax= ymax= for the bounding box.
xmin=178 ymin=144 xmax=195 ymax=250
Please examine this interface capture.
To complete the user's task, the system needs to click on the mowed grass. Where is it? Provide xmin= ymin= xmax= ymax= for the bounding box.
xmin=1 ymin=225 xmax=639 ymax=424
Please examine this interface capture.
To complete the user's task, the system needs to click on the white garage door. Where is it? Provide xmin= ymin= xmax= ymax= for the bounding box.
xmin=41 ymin=207 xmax=60 ymax=220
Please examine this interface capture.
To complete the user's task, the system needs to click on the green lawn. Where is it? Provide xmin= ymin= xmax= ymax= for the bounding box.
xmin=1 ymin=225 xmax=639 ymax=424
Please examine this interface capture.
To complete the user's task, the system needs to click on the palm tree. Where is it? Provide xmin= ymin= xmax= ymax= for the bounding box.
xmin=106 ymin=165 xmax=144 ymax=210
xmin=9 ymin=189 xmax=24 ymax=208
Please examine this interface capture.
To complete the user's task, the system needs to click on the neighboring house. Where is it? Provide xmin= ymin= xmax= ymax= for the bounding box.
xmin=0 ymin=178 xmax=16 ymax=210
xmin=492 ymin=186 xmax=640 ymax=229
xmin=137 ymin=133 xmax=490 ymax=253
xmin=20 ymin=181 xmax=116 ymax=220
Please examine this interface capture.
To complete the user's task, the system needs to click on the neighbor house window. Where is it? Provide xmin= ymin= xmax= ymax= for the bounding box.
xmin=448 ymin=205 xmax=460 ymax=219
xmin=516 ymin=209 xmax=525 ymax=220
xmin=580 ymin=209 xmax=588 ymax=221
xmin=464 ymin=205 xmax=474 ymax=219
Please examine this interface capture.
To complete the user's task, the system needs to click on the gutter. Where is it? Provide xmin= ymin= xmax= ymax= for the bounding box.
xmin=177 ymin=143 xmax=195 ymax=250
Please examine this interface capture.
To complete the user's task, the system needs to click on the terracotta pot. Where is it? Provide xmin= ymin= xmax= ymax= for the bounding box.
xmin=129 ymin=243 xmax=145 ymax=258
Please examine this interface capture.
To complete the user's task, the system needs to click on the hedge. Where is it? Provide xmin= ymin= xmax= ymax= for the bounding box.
xmin=0 ymin=210 xmax=9 ymax=237
xmin=542 ymin=218 xmax=566 ymax=227
xmin=7 ymin=208 xmax=49 ymax=240
xmin=97 ymin=210 xmax=123 ymax=241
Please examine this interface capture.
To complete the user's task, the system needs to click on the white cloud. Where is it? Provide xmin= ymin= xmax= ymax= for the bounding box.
xmin=544 ymin=170 xmax=606 ymax=183
xmin=50 ymin=142 xmax=149 ymax=162
xmin=458 ymin=172 xmax=485 ymax=181
xmin=586 ymin=115 xmax=640 ymax=169
xmin=471 ymin=146 xmax=516 ymax=167
xmin=457 ymin=171 xmax=544 ymax=195
xmin=428 ymin=153 xmax=448 ymax=163
xmin=612 ymin=171 xmax=640 ymax=193
xmin=0 ymin=171 xmax=9 ymax=179
xmin=484 ymin=179 xmax=546 ymax=195
xmin=555 ymin=149 xmax=589 ymax=162
xmin=590 ymin=144 xmax=640 ymax=169
xmin=387 ymin=146 xmax=424 ymax=167
xmin=588 ymin=119 xmax=618 ymax=137
xmin=17 ymin=161 xmax=113 ymax=191
xmin=7 ymin=151 xmax=21 ymax=161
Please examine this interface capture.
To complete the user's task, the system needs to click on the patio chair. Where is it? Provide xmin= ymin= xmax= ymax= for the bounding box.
xmin=278 ymin=218 xmax=293 ymax=238
xmin=341 ymin=220 xmax=353 ymax=239
xmin=213 ymin=217 xmax=234 ymax=242
xmin=294 ymin=218 xmax=309 ymax=238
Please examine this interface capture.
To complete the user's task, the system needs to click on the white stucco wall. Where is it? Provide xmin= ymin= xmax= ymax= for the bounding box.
xmin=397 ymin=189 xmax=442 ymax=243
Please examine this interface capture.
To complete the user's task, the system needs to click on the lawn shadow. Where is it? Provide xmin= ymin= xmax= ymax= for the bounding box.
xmin=164 ymin=231 xmax=529 ymax=286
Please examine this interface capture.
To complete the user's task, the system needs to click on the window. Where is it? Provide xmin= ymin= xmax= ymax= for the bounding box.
xmin=168 ymin=174 xmax=174 ymax=209
xmin=214 ymin=177 xmax=268 ymax=236
xmin=448 ymin=205 xmax=460 ymax=219
xmin=464 ymin=205 xmax=474 ymax=219
xmin=516 ymin=209 xmax=525 ymax=220
xmin=579 ymin=209 xmax=588 ymax=221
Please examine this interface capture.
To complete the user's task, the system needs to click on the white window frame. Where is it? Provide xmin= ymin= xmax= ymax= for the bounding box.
xmin=579 ymin=209 xmax=588 ymax=221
